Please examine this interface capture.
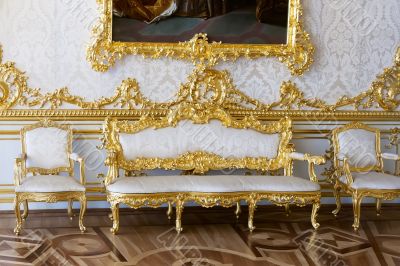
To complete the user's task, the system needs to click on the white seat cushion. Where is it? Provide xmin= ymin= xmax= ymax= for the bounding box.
xmin=15 ymin=175 xmax=85 ymax=193
xmin=339 ymin=172 xmax=400 ymax=190
xmin=107 ymin=175 xmax=320 ymax=194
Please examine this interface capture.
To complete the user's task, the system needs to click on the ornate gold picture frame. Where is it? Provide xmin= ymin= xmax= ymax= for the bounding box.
xmin=87 ymin=0 xmax=314 ymax=75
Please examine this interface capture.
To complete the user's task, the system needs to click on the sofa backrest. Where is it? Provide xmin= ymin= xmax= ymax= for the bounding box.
xmin=102 ymin=105 xmax=293 ymax=183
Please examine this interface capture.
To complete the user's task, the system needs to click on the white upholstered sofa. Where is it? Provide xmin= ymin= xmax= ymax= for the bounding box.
xmin=331 ymin=122 xmax=400 ymax=230
xmin=102 ymin=105 xmax=325 ymax=234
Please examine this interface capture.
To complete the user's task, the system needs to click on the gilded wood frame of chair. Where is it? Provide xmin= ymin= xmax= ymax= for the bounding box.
xmin=13 ymin=119 xmax=87 ymax=235
xmin=331 ymin=122 xmax=400 ymax=230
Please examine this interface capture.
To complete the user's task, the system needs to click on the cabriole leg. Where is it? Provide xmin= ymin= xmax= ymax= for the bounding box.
xmin=285 ymin=203 xmax=291 ymax=217
xmin=376 ymin=198 xmax=382 ymax=216
xmin=248 ymin=200 xmax=257 ymax=233
xmin=352 ymin=193 xmax=362 ymax=231
xmin=311 ymin=202 xmax=320 ymax=230
xmin=78 ymin=196 xmax=87 ymax=233
xmin=235 ymin=202 xmax=241 ymax=220
xmin=68 ymin=199 xmax=74 ymax=220
xmin=110 ymin=203 xmax=120 ymax=235
xmin=22 ymin=200 xmax=29 ymax=220
xmin=332 ymin=183 xmax=342 ymax=217
xmin=167 ymin=201 xmax=173 ymax=220
xmin=175 ymin=199 xmax=184 ymax=233
xmin=14 ymin=196 xmax=23 ymax=235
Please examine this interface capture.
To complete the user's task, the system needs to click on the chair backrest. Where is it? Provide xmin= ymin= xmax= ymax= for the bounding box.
xmin=332 ymin=122 xmax=382 ymax=172
xmin=21 ymin=119 xmax=73 ymax=175
xmin=103 ymin=105 xmax=294 ymax=184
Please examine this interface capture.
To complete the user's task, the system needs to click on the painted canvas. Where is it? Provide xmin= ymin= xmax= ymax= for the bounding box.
xmin=112 ymin=0 xmax=289 ymax=44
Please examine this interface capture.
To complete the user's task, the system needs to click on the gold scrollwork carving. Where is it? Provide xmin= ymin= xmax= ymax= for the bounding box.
xmin=102 ymin=105 xmax=293 ymax=185
xmin=87 ymin=0 xmax=314 ymax=75
xmin=0 ymin=43 xmax=399 ymax=118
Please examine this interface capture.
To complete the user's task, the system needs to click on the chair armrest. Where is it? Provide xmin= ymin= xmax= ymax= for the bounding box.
xmin=337 ymin=155 xmax=354 ymax=185
xmin=381 ymin=153 xmax=400 ymax=161
xmin=290 ymin=152 xmax=326 ymax=165
xmin=289 ymin=152 xmax=326 ymax=183
xmin=14 ymin=154 xmax=26 ymax=186
xmin=69 ymin=153 xmax=86 ymax=185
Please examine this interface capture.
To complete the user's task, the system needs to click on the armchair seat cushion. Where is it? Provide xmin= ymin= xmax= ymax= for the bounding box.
xmin=15 ymin=175 xmax=85 ymax=193
xmin=107 ymin=175 xmax=320 ymax=194
xmin=339 ymin=172 xmax=400 ymax=190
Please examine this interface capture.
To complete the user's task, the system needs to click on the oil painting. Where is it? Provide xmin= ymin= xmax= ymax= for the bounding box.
xmin=112 ymin=0 xmax=289 ymax=44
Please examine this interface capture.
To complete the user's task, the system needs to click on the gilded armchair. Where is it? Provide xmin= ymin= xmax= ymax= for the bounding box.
xmin=331 ymin=122 xmax=400 ymax=230
xmin=14 ymin=119 xmax=87 ymax=235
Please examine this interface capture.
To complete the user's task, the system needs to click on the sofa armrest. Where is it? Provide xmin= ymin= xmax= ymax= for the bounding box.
xmin=381 ymin=153 xmax=400 ymax=161
xmin=104 ymin=150 xmax=119 ymax=186
xmin=289 ymin=152 xmax=326 ymax=183
xmin=69 ymin=153 xmax=86 ymax=185
xmin=14 ymin=154 xmax=26 ymax=186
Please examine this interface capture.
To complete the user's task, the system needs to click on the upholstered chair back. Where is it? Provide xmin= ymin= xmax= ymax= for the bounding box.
xmin=21 ymin=120 xmax=73 ymax=174
xmin=332 ymin=122 xmax=382 ymax=172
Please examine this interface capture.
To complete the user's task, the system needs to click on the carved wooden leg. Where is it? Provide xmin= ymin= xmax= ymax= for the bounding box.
xmin=108 ymin=213 xmax=114 ymax=221
xmin=78 ymin=196 xmax=87 ymax=233
xmin=235 ymin=202 xmax=241 ymax=220
xmin=248 ymin=197 xmax=257 ymax=233
xmin=352 ymin=193 xmax=362 ymax=231
xmin=68 ymin=199 xmax=74 ymax=220
xmin=167 ymin=201 xmax=173 ymax=220
xmin=14 ymin=196 xmax=22 ymax=235
xmin=22 ymin=200 xmax=29 ymax=220
xmin=285 ymin=203 xmax=291 ymax=217
xmin=311 ymin=202 xmax=320 ymax=230
xmin=376 ymin=198 xmax=382 ymax=216
xmin=332 ymin=183 xmax=342 ymax=217
xmin=175 ymin=198 xmax=184 ymax=233
xmin=110 ymin=203 xmax=120 ymax=235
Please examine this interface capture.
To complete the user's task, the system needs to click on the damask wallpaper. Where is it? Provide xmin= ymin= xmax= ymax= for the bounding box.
xmin=0 ymin=0 xmax=399 ymax=110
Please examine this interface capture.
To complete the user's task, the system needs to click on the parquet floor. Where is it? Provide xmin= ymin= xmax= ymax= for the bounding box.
xmin=0 ymin=205 xmax=399 ymax=265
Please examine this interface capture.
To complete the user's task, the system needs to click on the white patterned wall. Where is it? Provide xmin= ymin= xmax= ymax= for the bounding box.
xmin=0 ymin=0 xmax=399 ymax=108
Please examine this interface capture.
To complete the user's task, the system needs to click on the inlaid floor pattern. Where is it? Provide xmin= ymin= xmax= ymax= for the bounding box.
xmin=0 ymin=205 xmax=399 ymax=265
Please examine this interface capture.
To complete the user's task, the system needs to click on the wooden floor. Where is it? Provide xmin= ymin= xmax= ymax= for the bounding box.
xmin=0 ymin=204 xmax=399 ymax=265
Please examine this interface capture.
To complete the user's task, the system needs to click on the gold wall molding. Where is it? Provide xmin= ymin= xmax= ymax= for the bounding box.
xmin=0 ymin=43 xmax=399 ymax=120
xmin=87 ymin=0 xmax=314 ymax=75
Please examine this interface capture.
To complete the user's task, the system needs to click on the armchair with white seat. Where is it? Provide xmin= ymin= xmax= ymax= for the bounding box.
xmin=13 ymin=119 xmax=87 ymax=235
xmin=331 ymin=121 xmax=400 ymax=230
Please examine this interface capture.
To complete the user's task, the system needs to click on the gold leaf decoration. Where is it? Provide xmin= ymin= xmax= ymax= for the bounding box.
xmin=0 ymin=43 xmax=399 ymax=115
xmin=87 ymin=0 xmax=314 ymax=75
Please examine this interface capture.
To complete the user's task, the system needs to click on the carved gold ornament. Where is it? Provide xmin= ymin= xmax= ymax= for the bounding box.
xmin=87 ymin=0 xmax=314 ymax=75
xmin=102 ymin=105 xmax=293 ymax=185
xmin=0 ymin=43 xmax=399 ymax=119
xmin=14 ymin=192 xmax=87 ymax=235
